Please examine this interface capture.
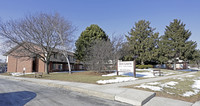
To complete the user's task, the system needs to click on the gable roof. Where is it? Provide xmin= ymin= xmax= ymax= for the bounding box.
xmin=4 ymin=42 xmax=74 ymax=56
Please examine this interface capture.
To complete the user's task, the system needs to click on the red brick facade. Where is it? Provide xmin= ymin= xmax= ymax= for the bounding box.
xmin=6 ymin=45 xmax=84 ymax=73
xmin=7 ymin=56 xmax=33 ymax=73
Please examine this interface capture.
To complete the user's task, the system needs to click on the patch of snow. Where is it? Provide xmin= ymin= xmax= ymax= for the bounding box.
xmin=194 ymin=89 xmax=200 ymax=93
xmin=165 ymin=81 xmax=179 ymax=86
xmin=189 ymin=67 xmax=200 ymax=70
xmin=182 ymin=91 xmax=196 ymax=97
xmin=135 ymin=84 xmax=163 ymax=91
xmin=160 ymin=81 xmax=178 ymax=88
xmin=11 ymin=73 xmax=34 ymax=76
xmin=166 ymin=92 xmax=175 ymax=95
xmin=164 ymin=72 xmax=175 ymax=76
xmin=173 ymin=77 xmax=184 ymax=81
xmin=192 ymin=80 xmax=200 ymax=89
xmin=102 ymin=71 xmax=155 ymax=78
xmin=176 ymin=78 xmax=185 ymax=81
xmin=186 ymin=75 xmax=195 ymax=77
xmin=146 ymin=82 xmax=160 ymax=85
xmin=137 ymin=72 xmax=155 ymax=78
xmin=96 ymin=77 xmax=138 ymax=84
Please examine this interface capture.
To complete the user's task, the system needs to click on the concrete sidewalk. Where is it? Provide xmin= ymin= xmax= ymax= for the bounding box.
xmin=105 ymin=72 xmax=196 ymax=87
xmin=0 ymin=72 xmax=196 ymax=106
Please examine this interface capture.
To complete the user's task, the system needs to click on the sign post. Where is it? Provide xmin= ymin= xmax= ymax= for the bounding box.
xmin=117 ymin=61 xmax=119 ymax=76
xmin=133 ymin=60 xmax=136 ymax=78
xmin=117 ymin=60 xmax=135 ymax=77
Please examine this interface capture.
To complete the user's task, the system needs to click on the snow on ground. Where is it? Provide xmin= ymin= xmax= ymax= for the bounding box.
xmin=192 ymin=80 xmax=200 ymax=89
xmin=137 ymin=72 xmax=155 ymax=78
xmin=135 ymin=84 xmax=163 ymax=91
xmin=146 ymin=82 xmax=160 ymax=85
xmin=175 ymin=77 xmax=185 ymax=81
xmin=186 ymin=75 xmax=195 ymax=77
xmin=166 ymin=92 xmax=175 ymax=95
xmin=135 ymin=81 xmax=178 ymax=92
xmin=188 ymin=67 xmax=200 ymax=71
xmin=164 ymin=81 xmax=179 ymax=86
xmin=181 ymin=89 xmax=200 ymax=97
xmin=164 ymin=72 xmax=175 ymax=76
xmin=96 ymin=77 xmax=138 ymax=84
xmin=102 ymin=69 xmax=155 ymax=78
xmin=11 ymin=73 xmax=34 ymax=76
xmin=160 ymin=81 xmax=178 ymax=89
xmin=182 ymin=91 xmax=197 ymax=97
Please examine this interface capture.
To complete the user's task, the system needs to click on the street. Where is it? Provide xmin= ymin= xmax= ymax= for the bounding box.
xmin=0 ymin=78 xmax=130 ymax=106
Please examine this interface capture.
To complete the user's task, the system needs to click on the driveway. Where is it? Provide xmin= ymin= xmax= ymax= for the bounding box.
xmin=0 ymin=78 xmax=130 ymax=106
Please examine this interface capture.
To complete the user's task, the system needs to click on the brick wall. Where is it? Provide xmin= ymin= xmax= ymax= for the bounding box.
xmin=7 ymin=56 xmax=33 ymax=73
xmin=38 ymin=58 xmax=45 ymax=72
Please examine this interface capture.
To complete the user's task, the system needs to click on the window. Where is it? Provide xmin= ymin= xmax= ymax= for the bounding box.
xmin=52 ymin=64 xmax=56 ymax=70
xmin=58 ymin=64 xmax=63 ymax=70
xmin=54 ymin=54 xmax=57 ymax=59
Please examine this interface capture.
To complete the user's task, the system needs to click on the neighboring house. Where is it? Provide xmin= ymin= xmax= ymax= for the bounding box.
xmin=0 ymin=63 xmax=7 ymax=73
xmin=4 ymin=44 xmax=84 ymax=73
xmin=167 ymin=59 xmax=188 ymax=70
xmin=154 ymin=58 xmax=188 ymax=70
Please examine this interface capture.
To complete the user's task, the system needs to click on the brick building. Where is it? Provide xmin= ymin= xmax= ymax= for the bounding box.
xmin=5 ymin=45 xmax=84 ymax=73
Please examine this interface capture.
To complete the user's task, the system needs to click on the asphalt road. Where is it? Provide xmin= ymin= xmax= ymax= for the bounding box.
xmin=0 ymin=78 xmax=131 ymax=106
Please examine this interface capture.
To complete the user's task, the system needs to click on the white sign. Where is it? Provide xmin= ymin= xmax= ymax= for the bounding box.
xmin=118 ymin=60 xmax=134 ymax=72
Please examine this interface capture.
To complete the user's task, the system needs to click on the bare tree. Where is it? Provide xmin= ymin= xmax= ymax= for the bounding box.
xmin=0 ymin=12 xmax=75 ymax=74
xmin=84 ymin=35 xmax=127 ymax=73
xmin=85 ymin=40 xmax=113 ymax=72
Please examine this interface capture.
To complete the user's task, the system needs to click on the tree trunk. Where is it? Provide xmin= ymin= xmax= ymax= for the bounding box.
xmin=141 ymin=60 xmax=144 ymax=65
xmin=45 ymin=61 xmax=49 ymax=74
xmin=173 ymin=59 xmax=176 ymax=71
xmin=66 ymin=57 xmax=71 ymax=74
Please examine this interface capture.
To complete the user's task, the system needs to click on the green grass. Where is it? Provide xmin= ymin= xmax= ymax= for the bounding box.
xmin=22 ymin=71 xmax=121 ymax=84
xmin=0 ymin=72 xmax=11 ymax=76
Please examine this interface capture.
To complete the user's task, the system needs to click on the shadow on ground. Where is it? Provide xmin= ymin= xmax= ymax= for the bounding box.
xmin=0 ymin=91 xmax=36 ymax=106
xmin=123 ymin=72 xmax=146 ymax=77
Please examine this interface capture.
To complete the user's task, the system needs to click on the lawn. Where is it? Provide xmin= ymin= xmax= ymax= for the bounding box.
xmin=126 ymin=71 xmax=200 ymax=102
xmin=21 ymin=71 xmax=121 ymax=84
xmin=0 ymin=72 xmax=11 ymax=76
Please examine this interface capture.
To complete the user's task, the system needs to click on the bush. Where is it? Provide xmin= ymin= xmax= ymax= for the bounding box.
xmin=136 ymin=65 xmax=153 ymax=69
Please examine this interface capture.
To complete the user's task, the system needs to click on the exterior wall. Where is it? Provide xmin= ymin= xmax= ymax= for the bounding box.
xmin=7 ymin=56 xmax=17 ymax=72
xmin=7 ymin=55 xmax=33 ymax=73
xmin=38 ymin=59 xmax=45 ymax=72
xmin=6 ymin=45 xmax=83 ymax=73
xmin=16 ymin=57 xmax=33 ymax=73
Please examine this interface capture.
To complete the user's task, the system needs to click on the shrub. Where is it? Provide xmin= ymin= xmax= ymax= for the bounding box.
xmin=136 ymin=65 xmax=153 ymax=69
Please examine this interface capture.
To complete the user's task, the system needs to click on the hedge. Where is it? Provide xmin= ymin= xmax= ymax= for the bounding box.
xmin=136 ymin=65 xmax=153 ymax=69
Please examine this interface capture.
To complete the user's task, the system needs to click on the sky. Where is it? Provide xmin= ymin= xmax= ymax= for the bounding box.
xmin=0 ymin=0 xmax=200 ymax=60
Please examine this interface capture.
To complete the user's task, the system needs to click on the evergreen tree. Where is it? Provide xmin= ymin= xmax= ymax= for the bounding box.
xmin=75 ymin=24 xmax=108 ymax=61
xmin=159 ymin=19 xmax=197 ymax=70
xmin=192 ymin=49 xmax=200 ymax=69
xmin=126 ymin=20 xmax=159 ymax=65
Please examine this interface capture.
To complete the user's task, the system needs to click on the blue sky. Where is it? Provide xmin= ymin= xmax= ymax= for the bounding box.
xmin=0 ymin=0 xmax=200 ymax=60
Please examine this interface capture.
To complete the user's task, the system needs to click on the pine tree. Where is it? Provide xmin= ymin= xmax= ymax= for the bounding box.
xmin=75 ymin=24 xmax=108 ymax=61
xmin=126 ymin=20 xmax=159 ymax=65
xmin=159 ymin=19 xmax=197 ymax=70
xmin=192 ymin=49 xmax=200 ymax=69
